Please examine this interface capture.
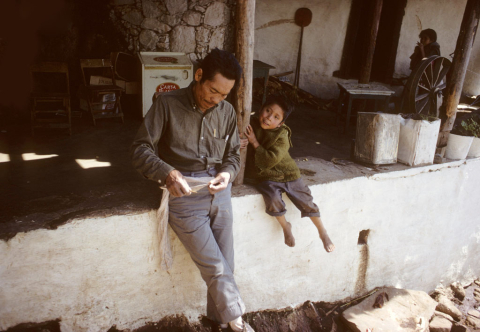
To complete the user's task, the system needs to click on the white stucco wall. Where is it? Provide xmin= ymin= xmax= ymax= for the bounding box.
xmin=1 ymin=159 xmax=480 ymax=331
xmin=253 ymin=0 xmax=351 ymax=99
xmin=394 ymin=0 xmax=468 ymax=78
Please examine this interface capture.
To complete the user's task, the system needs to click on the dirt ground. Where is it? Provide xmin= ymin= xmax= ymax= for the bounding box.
xmin=0 ymin=95 xmax=416 ymax=241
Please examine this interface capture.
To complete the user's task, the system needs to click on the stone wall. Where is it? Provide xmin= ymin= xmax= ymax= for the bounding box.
xmin=109 ymin=0 xmax=236 ymax=64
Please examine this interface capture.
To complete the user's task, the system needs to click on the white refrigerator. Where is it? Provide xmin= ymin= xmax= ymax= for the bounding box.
xmin=138 ymin=52 xmax=194 ymax=117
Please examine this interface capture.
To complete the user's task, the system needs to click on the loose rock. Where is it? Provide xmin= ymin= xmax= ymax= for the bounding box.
xmin=435 ymin=294 xmax=463 ymax=321
xmin=451 ymin=323 xmax=470 ymax=332
xmin=434 ymin=310 xmax=455 ymax=322
xmin=451 ymin=282 xmax=466 ymax=301
xmin=429 ymin=316 xmax=453 ymax=332
xmin=466 ymin=315 xmax=480 ymax=328
xmin=468 ymin=309 xmax=480 ymax=319
xmin=343 ymin=288 xmax=437 ymax=332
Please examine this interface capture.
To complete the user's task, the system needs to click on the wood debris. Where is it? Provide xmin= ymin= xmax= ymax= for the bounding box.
xmin=253 ymin=76 xmax=334 ymax=111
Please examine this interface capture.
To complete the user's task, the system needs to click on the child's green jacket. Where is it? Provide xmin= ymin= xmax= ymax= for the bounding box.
xmin=245 ymin=116 xmax=301 ymax=183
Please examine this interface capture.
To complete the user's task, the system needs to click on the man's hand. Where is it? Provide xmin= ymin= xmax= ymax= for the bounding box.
xmin=166 ymin=170 xmax=192 ymax=197
xmin=244 ymin=125 xmax=260 ymax=149
xmin=416 ymin=41 xmax=425 ymax=58
xmin=208 ymin=172 xmax=230 ymax=194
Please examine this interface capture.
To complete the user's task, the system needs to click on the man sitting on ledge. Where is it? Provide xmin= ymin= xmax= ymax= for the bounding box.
xmin=131 ymin=48 xmax=255 ymax=332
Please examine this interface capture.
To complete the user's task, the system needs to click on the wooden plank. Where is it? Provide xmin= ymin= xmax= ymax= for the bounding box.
xmin=438 ymin=0 xmax=480 ymax=148
xmin=358 ymin=0 xmax=383 ymax=84
xmin=233 ymin=0 xmax=255 ymax=186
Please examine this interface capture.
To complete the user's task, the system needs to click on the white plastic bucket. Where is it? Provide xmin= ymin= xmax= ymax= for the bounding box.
xmin=445 ymin=133 xmax=474 ymax=160
xmin=467 ymin=137 xmax=480 ymax=158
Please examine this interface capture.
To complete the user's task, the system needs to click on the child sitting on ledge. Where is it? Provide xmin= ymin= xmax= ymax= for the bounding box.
xmin=240 ymin=95 xmax=335 ymax=252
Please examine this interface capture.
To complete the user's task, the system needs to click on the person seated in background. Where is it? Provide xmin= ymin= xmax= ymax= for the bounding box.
xmin=409 ymin=28 xmax=441 ymax=70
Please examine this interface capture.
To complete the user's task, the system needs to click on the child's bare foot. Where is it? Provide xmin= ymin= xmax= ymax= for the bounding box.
xmin=320 ymin=232 xmax=335 ymax=252
xmin=283 ymin=222 xmax=295 ymax=247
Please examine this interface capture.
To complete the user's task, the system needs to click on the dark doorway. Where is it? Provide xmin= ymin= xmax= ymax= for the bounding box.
xmin=334 ymin=0 xmax=407 ymax=82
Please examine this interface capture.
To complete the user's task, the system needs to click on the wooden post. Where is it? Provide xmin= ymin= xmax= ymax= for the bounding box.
xmin=233 ymin=0 xmax=255 ymax=185
xmin=437 ymin=0 xmax=480 ymax=149
xmin=358 ymin=0 xmax=383 ymax=84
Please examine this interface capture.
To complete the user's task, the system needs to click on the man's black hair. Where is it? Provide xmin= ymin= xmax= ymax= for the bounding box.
xmin=199 ymin=48 xmax=242 ymax=84
xmin=419 ymin=29 xmax=437 ymax=43
xmin=263 ymin=94 xmax=295 ymax=123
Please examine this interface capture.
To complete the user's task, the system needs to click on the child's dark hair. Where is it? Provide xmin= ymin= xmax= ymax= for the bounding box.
xmin=198 ymin=48 xmax=242 ymax=84
xmin=263 ymin=95 xmax=294 ymax=123
xmin=419 ymin=29 xmax=437 ymax=42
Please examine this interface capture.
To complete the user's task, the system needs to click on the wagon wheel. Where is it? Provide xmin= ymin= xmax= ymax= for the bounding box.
xmin=404 ymin=55 xmax=451 ymax=116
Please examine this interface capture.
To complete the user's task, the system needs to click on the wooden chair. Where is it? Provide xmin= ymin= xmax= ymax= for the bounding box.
xmin=30 ymin=62 xmax=72 ymax=136
xmin=79 ymin=58 xmax=124 ymax=126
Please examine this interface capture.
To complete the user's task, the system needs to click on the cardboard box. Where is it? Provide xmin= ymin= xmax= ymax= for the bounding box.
xmin=89 ymin=76 xmax=125 ymax=90
xmin=90 ymin=75 xmax=111 ymax=85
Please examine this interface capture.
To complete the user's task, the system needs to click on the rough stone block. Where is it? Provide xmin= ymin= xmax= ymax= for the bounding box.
xmin=209 ymin=27 xmax=224 ymax=50
xmin=165 ymin=0 xmax=187 ymax=15
xmin=195 ymin=27 xmax=210 ymax=43
xmin=141 ymin=18 xmax=171 ymax=33
xmin=435 ymin=294 xmax=463 ymax=321
xmin=170 ymin=25 xmax=196 ymax=53
xmin=111 ymin=0 xmax=135 ymax=5
xmin=122 ymin=10 xmax=144 ymax=26
xmin=434 ymin=311 xmax=454 ymax=322
xmin=452 ymin=323 xmax=471 ymax=332
xmin=156 ymin=42 xmax=169 ymax=51
xmin=451 ymin=282 xmax=466 ymax=301
xmin=204 ymin=2 xmax=225 ymax=27
xmin=142 ymin=0 xmax=162 ymax=18
xmin=429 ymin=316 xmax=453 ymax=332
xmin=468 ymin=309 xmax=480 ymax=319
xmin=139 ymin=29 xmax=159 ymax=49
xmin=466 ymin=315 xmax=480 ymax=328
xmin=342 ymin=288 xmax=437 ymax=332
xmin=198 ymin=0 xmax=213 ymax=6
xmin=183 ymin=11 xmax=202 ymax=26
xmin=162 ymin=14 xmax=182 ymax=26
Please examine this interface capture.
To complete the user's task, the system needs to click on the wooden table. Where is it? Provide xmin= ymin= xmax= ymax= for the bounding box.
xmin=253 ymin=60 xmax=276 ymax=104
xmin=336 ymin=82 xmax=395 ymax=132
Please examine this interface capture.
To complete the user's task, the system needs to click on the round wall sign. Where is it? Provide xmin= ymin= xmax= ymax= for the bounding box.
xmin=156 ymin=82 xmax=180 ymax=93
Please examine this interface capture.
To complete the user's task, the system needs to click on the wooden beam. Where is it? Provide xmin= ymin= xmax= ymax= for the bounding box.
xmin=233 ymin=0 xmax=255 ymax=186
xmin=437 ymin=0 xmax=480 ymax=148
xmin=358 ymin=0 xmax=383 ymax=84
